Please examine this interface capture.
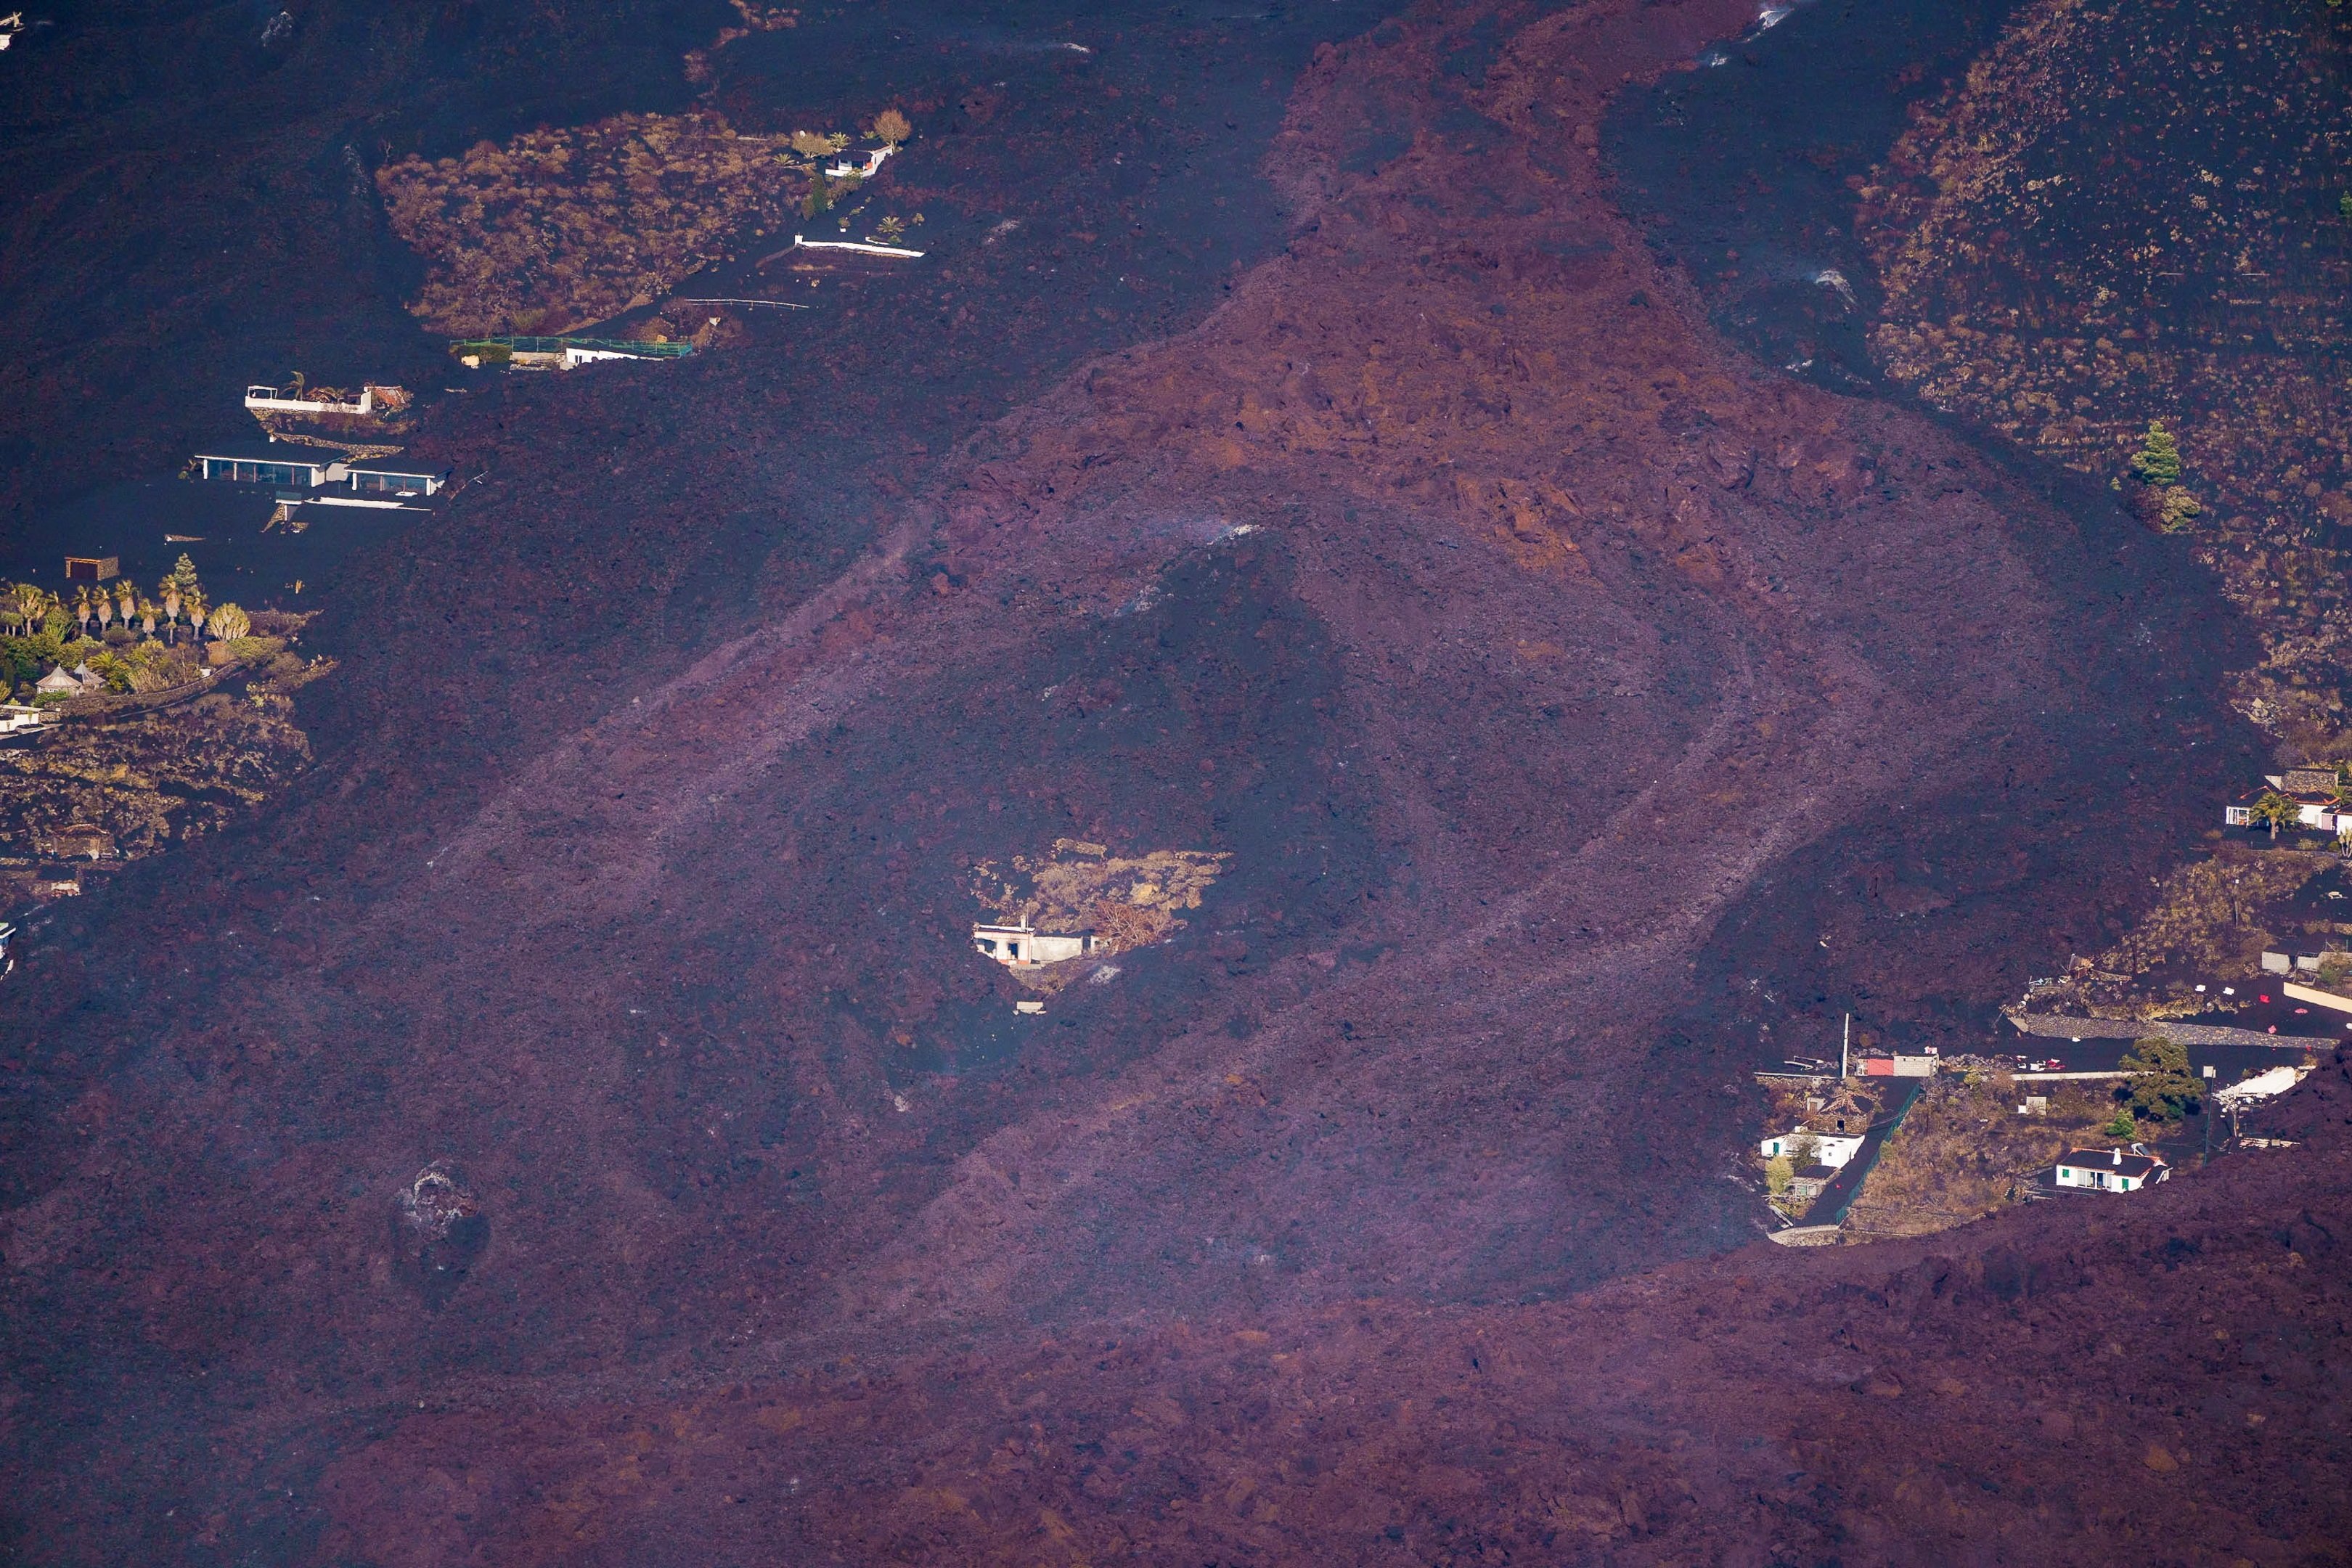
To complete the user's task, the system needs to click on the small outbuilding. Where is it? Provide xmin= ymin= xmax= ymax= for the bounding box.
xmin=1860 ymin=1045 xmax=1940 ymax=1078
xmin=63 ymin=554 xmax=118 ymax=582
xmin=2054 ymin=1147 xmax=2168 ymax=1192
xmin=32 ymin=666 xmax=81 ymax=698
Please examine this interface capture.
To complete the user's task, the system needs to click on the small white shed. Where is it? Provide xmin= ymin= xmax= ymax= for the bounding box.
xmin=1760 ymin=1129 xmax=1866 ymax=1169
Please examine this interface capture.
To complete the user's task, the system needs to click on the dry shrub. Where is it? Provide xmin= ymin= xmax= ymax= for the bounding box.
xmin=971 ymin=843 xmax=1230 ymax=958
xmin=1860 ymin=0 xmax=2352 ymax=747
xmin=377 ymin=113 xmax=856 ymax=335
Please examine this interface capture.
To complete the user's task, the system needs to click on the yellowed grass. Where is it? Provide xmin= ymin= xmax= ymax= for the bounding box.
xmin=1844 ymin=1075 xmax=2112 ymax=1238
xmin=971 ymin=843 xmax=1230 ymax=991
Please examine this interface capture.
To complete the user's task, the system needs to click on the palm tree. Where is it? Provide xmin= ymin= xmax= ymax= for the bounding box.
xmin=138 ymin=598 xmax=158 ymax=640
xmin=2252 ymin=789 xmax=2300 ymax=841
xmin=113 ymin=579 xmax=136 ymax=632
xmin=92 ymin=589 xmax=113 ymax=637
xmin=70 ymin=585 xmax=93 ymax=638
xmin=181 ymin=590 xmax=208 ymax=645
xmin=205 ymin=603 xmax=249 ymax=643
xmin=158 ymin=579 xmax=181 ymax=643
xmin=2 ymin=584 xmax=36 ymax=636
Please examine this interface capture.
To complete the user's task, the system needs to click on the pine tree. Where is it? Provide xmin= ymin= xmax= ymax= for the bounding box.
xmin=2131 ymin=420 xmax=2184 ymax=487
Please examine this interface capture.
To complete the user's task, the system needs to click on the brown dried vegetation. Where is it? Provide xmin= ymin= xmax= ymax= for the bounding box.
xmin=1861 ymin=0 xmax=2352 ymax=748
xmin=971 ymin=841 xmax=1229 ymax=959
xmin=2038 ymin=846 xmax=2325 ymax=1016
xmin=377 ymin=113 xmax=865 ymax=335
xmin=0 ymin=685 xmax=311 ymax=870
xmin=1844 ymin=1073 xmax=2115 ymax=1238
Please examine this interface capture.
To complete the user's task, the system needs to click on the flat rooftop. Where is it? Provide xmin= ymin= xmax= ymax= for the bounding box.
xmin=191 ymin=443 xmax=338 ymax=466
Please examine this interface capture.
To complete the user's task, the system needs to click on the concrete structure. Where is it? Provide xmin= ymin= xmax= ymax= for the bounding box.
xmin=972 ymin=922 xmax=1100 ymax=967
xmin=452 ymin=336 xmax=696 ymax=371
xmin=2054 ymin=1147 xmax=2168 ymax=1192
xmin=1767 ymin=1223 xmax=1842 ymax=1247
xmin=1759 ymin=1128 xmax=1866 ymax=1168
xmin=62 ymin=554 xmax=117 ymax=582
xmin=245 ymin=383 xmax=376 ymax=416
xmin=0 ymin=701 xmax=50 ymax=735
xmin=2284 ymin=981 xmax=2352 ymax=1015
xmin=2213 ymin=1064 xmax=2312 ymax=1106
xmin=341 ymin=460 xmax=449 ymax=497
xmin=791 ymin=234 xmax=926 ymax=258
xmin=194 ymin=444 xmax=335 ymax=487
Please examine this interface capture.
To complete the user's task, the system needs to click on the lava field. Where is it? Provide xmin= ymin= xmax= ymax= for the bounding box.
xmin=1 ymin=0 xmax=2345 ymax=1562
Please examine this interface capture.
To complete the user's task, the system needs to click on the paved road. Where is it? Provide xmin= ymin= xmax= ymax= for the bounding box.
xmin=2010 ymin=1011 xmax=2338 ymax=1048
xmin=1798 ymin=1077 xmax=1926 ymax=1226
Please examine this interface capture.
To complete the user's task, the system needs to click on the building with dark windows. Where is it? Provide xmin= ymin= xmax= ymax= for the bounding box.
xmin=192 ymin=444 xmax=335 ymax=487
xmin=341 ymin=460 xmax=449 ymax=497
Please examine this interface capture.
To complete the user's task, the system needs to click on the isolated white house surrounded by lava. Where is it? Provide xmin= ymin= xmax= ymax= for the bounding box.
xmin=973 ymin=922 xmax=1099 ymax=967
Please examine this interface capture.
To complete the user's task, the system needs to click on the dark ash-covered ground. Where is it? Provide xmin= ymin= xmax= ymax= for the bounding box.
xmin=1 ymin=0 xmax=2344 ymax=1562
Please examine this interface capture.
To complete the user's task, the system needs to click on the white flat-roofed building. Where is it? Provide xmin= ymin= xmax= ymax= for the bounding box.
xmin=341 ymin=460 xmax=449 ymax=497
xmin=193 ymin=443 xmax=335 ymax=488
xmin=1759 ymin=1128 xmax=1866 ymax=1169
xmin=973 ymin=922 xmax=1099 ymax=967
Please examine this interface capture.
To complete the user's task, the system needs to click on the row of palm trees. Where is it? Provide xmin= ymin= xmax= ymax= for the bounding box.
xmin=2 ymin=570 xmax=245 ymax=646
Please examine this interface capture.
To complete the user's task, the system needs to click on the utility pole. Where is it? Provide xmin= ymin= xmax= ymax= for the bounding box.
xmin=1841 ymin=1012 xmax=1850 ymax=1081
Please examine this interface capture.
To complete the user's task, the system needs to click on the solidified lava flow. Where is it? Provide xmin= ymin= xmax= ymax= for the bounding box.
xmin=1 ymin=0 xmax=2348 ymax=1563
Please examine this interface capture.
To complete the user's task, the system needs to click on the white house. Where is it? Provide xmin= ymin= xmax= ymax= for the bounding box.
xmin=2226 ymin=770 xmax=2352 ymax=838
xmin=2054 ymin=1147 xmax=2168 ymax=1192
xmin=973 ymin=922 xmax=1099 ymax=967
xmin=1759 ymin=1128 xmax=1866 ymax=1169
xmin=825 ymin=144 xmax=894 ymax=181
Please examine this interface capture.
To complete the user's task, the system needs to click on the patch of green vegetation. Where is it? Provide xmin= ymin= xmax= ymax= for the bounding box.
xmin=2131 ymin=420 xmax=2184 ymax=486
xmin=2118 ymin=1036 xmax=2202 ymax=1123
